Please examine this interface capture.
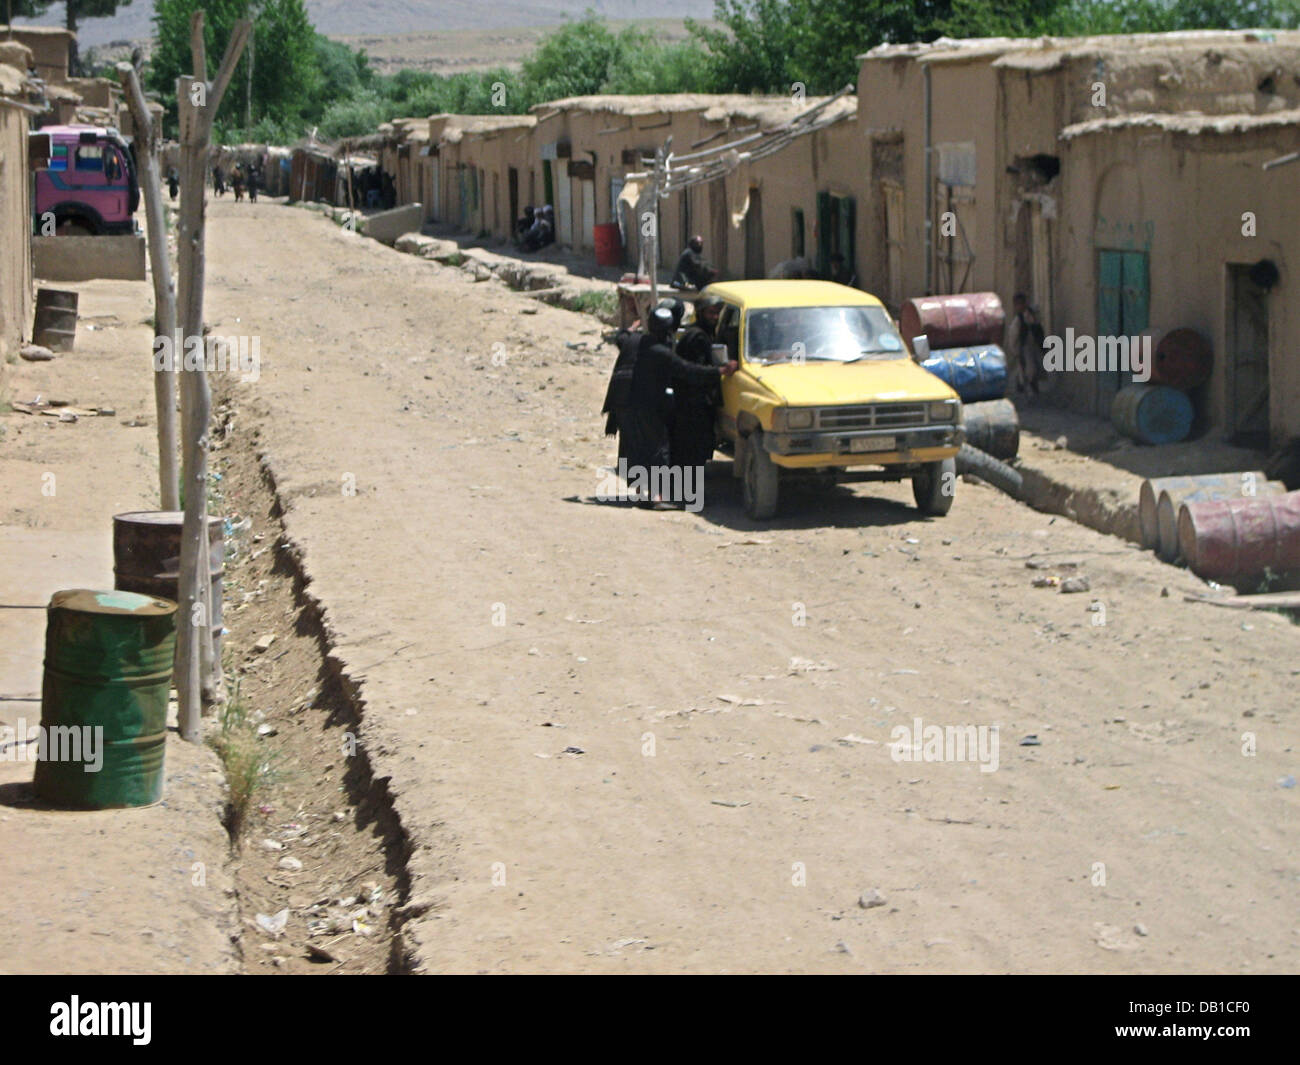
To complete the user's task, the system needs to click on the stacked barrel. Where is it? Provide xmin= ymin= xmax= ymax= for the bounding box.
xmin=1111 ymin=328 xmax=1212 ymax=445
xmin=904 ymin=293 xmax=1018 ymax=460
xmin=1137 ymin=472 xmax=1300 ymax=585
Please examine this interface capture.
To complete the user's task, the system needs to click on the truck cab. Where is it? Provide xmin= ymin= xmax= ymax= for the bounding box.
xmin=705 ymin=280 xmax=963 ymax=520
xmin=32 ymin=125 xmax=139 ymax=236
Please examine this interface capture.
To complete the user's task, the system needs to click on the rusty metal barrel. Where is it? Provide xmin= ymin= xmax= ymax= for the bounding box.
xmin=960 ymin=398 xmax=1019 ymax=459
xmin=34 ymin=589 xmax=176 ymax=809
xmin=1111 ymin=383 xmax=1194 ymax=445
xmin=1156 ymin=476 xmax=1286 ymax=561
xmin=1139 ymin=471 xmax=1270 ymax=552
xmin=900 ymin=292 xmax=1005 ymax=350
xmin=112 ymin=511 xmax=224 ymax=665
xmin=1177 ymin=490 xmax=1300 ymax=582
xmin=32 ymin=287 xmax=78 ymax=352
xmin=1150 ymin=327 xmax=1213 ymax=391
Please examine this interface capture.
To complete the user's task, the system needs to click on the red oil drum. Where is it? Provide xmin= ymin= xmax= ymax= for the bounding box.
xmin=899 ymin=292 xmax=1005 ymax=349
xmin=1177 ymin=490 xmax=1300 ymax=582
xmin=1156 ymin=477 xmax=1286 ymax=561
xmin=1150 ymin=328 xmax=1213 ymax=390
xmin=593 ymin=223 xmax=622 ymax=267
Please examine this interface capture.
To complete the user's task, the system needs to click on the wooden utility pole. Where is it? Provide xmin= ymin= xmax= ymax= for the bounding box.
xmin=175 ymin=12 xmax=251 ymax=741
xmin=117 ymin=62 xmax=179 ymax=512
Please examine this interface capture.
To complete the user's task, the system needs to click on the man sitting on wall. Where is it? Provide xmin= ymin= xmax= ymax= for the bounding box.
xmin=515 ymin=206 xmax=535 ymax=244
xmin=521 ymin=205 xmax=555 ymax=251
xmin=672 ymin=235 xmax=718 ymax=290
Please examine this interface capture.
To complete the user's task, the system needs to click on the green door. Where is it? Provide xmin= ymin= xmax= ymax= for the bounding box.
xmin=816 ymin=191 xmax=832 ymax=278
xmin=1120 ymin=250 xmax=1149 ymax=333
xmin=1097 ymin=250 xmax=1123 ymax=336
xmin=838 ymin=195 xmax=856 ymax=285
xmin=1097 ymin=249 xmax=1149 ymax=408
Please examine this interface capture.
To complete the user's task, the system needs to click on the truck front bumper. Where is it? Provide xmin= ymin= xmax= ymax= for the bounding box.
xmin=763 ymin=424 xmax=963 ymax=469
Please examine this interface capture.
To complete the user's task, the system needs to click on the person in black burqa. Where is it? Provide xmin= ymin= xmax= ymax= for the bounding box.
xmin=601 ymin=299 xmax=685 ymax=462
xmin=625 ymin=306 xmax=737 ymax=508
xmin=601 ymin=318 xmax=644 ymax=462
xmin=670 ymin=294 xmax=724 ymax=469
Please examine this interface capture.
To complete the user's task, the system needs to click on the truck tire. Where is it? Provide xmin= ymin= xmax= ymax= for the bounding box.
xmin=955 ymin=443 xmax=1024 ymax=500
xmin=56 ymin=219 xmax=95 ymax=236
xmin=912 ymin=457 xmax=956 ymax=515
xmin=742 ymin=432 xmax=779 ymax=519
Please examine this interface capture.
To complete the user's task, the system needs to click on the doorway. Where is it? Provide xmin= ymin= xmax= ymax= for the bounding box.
xmin=1225 ymin=263 xmax=1271 ymax=447
xmin=508 ymin=167 xmax=519 ymax=235
xmin=580 ymin=178 xmax=596 ymax=249
xmin=816 ymin=191 xmax=856 ymax=283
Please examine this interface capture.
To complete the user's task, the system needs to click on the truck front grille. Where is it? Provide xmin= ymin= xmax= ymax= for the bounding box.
xmin=817 ymin=403 xmax=928 ymax=432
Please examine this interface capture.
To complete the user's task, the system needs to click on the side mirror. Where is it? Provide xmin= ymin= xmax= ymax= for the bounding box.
xmin=911 ymin=335 xmax=931 ymax=363
xmin=710 ymin=343 xmax=729 ymax=367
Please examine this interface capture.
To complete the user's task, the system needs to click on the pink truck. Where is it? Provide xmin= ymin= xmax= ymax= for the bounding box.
xmin=32 ymin=124 xmax=140 ymax=236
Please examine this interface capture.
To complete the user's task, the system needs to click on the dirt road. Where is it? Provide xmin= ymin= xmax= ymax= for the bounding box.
xmin=201 ymin=199 xmax=1296 ymax=973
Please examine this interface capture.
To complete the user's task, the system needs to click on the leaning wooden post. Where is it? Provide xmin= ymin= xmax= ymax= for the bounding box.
xmin=186 ymin=11 xmax=217 ymax=711
xmin=175 ymin=16 xmax=251 ymax=741
xmin=117 ymin=62 xmax=179 ymax=511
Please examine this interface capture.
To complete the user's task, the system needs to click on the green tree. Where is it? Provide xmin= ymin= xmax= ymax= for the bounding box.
xmin=1053 ymin=0 xmax=1300 ymax=33
xmin=150 ymin=0 xmax=318 ymax=137
xmin=237 ymin=0 xmax=320 ymax=126
xmin=314 ymin=32 xmax=371 ymax=102
xmin=687 ymin=0 xmax=802 ymax=93
xmin=5 ymin=1 xmax=53 ymax=20
xmin=688 ymin=0 xmax=1300 ymax=94
xmin=519 ymin=14 xmax=623 ymax=102
xmin=603 ymin=24 xmax=711 ymax=94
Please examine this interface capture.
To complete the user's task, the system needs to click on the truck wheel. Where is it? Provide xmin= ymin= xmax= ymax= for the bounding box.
xmin=913 ymin=457 xmax=956 ymax=515
xmin=742 ymin=432 xmax=780 ymax=519
xmin=56 ymin=220 xmax=94 ymax=236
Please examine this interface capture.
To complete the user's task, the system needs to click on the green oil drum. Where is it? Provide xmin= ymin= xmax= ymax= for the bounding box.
xmin=33 ymin=589 xmax=177 ymax=809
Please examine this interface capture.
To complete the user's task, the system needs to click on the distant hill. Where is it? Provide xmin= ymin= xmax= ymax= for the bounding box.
xmin=16 ymin=0 xmax=718 ymax=47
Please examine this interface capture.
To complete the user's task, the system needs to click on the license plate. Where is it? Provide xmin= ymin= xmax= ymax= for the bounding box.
xmin=850 ymin=436 xmax=895 ymax=453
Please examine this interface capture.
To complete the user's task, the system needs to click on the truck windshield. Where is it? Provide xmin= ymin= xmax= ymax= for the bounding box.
xmin=745 ymin=305 xmax=906 ymax=365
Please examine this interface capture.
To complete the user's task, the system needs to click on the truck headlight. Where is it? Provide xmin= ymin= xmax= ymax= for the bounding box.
xmin=928 ymin=400 xmax=959 ymax=422
xmin=775 ymin=407 xmax=814 ymax=431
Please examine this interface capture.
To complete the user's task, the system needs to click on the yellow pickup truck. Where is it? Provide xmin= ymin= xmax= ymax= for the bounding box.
xmin=703 ymin=280 xmax=963 ymax=519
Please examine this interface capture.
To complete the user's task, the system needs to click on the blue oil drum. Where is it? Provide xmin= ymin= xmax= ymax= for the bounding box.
xmin=1111 ymin=384 xmax=1194 ymax=445
xmin=920 ymin=344 xmax=1008 ymax=402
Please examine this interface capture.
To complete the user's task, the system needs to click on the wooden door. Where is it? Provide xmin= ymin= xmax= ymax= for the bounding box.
xmin=1226 ymin=263 xmax=1271 ymax=445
